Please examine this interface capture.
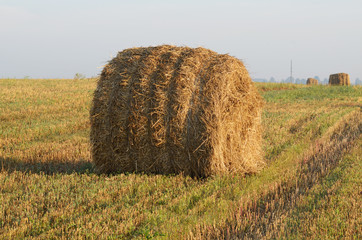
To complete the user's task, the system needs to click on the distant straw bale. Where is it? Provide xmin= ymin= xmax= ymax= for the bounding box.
xmin=329 ymin=73 xmax=350 ymax=86
xmin=90 ymin=45 xmax=264 ymax=177
xmin=306 ymin=78 xmax=318 ymax=85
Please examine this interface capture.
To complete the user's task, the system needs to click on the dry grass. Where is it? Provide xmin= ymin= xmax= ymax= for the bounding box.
xmin=90 ymin=45 xmax=264 ymax=177
xmin=0 ymin=78 xmax=95 ymax=174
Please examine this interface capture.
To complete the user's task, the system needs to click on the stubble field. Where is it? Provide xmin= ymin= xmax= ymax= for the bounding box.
xmin=0 ymin=78 xmax=361 ymax=239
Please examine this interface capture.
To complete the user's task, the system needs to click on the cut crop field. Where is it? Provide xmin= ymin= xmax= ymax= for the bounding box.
xmin=0 ymin=78 xmax=361 ymax=239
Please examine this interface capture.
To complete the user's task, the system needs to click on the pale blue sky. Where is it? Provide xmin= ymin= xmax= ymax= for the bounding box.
xmin=1 ymin=0 xmax=361 ymax=82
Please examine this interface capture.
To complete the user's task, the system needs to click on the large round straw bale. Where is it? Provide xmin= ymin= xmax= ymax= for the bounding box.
xmin=329 ymin=73 xmax=350 ymax=85
xmin=90 ymin=45 xmax=264 ymax=177
xmin=306 ymin=78 xmax=318 ymax=85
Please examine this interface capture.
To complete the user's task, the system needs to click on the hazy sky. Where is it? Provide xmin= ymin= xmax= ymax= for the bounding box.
xmin=1 ymin=0 xmax=361 ymax=82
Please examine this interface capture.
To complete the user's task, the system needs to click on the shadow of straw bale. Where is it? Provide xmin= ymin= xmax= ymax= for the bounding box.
xmin=0 ymin=157 xmax=94 ymax=175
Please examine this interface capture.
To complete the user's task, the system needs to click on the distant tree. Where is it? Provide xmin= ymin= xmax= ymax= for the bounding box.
xmin=74 ymin=73 xmax=86 ymax=80
xmin=355 ymin=78 xmax=361 ymax=85
xmin=285 ymin=77 xmax=293 ymax=83
xmin=314 ymin=76 xmax=320 ymax=81
xmin=253 ymin=78 xmax=267 ymax=83
xmin=269 ymin=77 xmax=276 ymax=83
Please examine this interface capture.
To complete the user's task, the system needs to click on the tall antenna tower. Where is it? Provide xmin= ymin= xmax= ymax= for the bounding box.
xmin=290 ymin=60 xmax=293 ymax=83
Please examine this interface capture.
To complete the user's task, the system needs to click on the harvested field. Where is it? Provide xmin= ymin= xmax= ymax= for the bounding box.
xmin=0 ymin=79 xmax=361 ymax=239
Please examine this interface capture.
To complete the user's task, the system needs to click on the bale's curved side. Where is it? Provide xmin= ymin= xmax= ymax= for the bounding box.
xmin=90 ymin=45 xmax=264 ymax=177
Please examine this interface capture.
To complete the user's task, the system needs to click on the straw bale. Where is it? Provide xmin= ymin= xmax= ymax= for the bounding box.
xmin=306 ymin=78 xmax=318 ymax=85
xmin=329 ymin=73 xmax=350 ymax=85
xmin=90 ymin=45 xmax=264 ymax=177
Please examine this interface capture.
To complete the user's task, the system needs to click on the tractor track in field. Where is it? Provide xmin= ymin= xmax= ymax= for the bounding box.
xmin=192 ymin=110 xmax=361 ymax=239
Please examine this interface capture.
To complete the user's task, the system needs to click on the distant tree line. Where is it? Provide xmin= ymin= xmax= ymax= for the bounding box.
xmin=253 ymin=76 xmax=362 ymax=85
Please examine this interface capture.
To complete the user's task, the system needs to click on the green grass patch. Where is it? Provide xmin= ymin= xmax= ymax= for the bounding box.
xmin=283 ymin=139 xmax=361 ymax=239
